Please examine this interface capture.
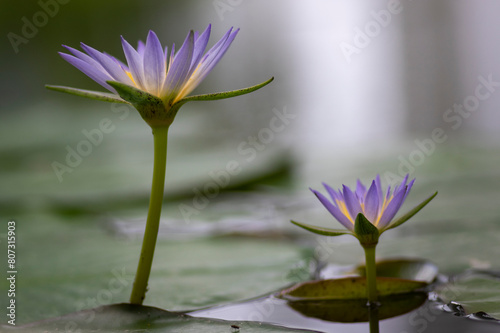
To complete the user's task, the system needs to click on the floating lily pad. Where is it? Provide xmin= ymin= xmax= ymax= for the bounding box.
xmin=436 ymin=270 xmax=500 ymax=319
xmin=280 ymin=258 xmax=435 ymax=301
xmin=287 ymin=292 xmax=427 ymax=322
xmin=278 ymin=276 xmax=427 ymax=301
xmin=2 ymin=303 xmax=316 ymax=333
xmin=0 ymin=213 xmax=310 ymax=325
xmin=355 ymin=258 xmax=439 ymax=283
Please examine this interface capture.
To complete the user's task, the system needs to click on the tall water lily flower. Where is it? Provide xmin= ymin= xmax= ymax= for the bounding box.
xmin=46 ymin=25 xmax=273 ymax=306
xmin=47 ymin=25 xmax=272 ymax=126
xmin=292 ymin=175 xmax=437 ymax=304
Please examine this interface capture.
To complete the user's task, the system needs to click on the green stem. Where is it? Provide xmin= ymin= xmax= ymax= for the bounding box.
xmin=368 ymin=305 xmax=380 ymax=333
xmin=130 ymin=126 xmax=169 ymax=305
xmin=363 ymin=245 xmax=378 ymax=304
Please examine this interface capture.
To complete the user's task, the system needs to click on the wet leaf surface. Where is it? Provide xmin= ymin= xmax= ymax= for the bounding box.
xmin=279 ymin=277 xmax=427 ymax=301
xmin=2 ymin=303 xmax=316 ymax=333
xmin=436 ymin=270 xmax=500 ymax=319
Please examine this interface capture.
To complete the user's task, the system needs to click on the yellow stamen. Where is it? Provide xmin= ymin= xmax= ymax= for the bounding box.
xmin=126 ymin=71 xmax=138 ymax=88
xmin=336 ymin=200 xmax=354 ymax=224
xmin=173 ymin=63 xmax=202 ymax=104
xmin=373 ymin=194 xmax=393 ymax=226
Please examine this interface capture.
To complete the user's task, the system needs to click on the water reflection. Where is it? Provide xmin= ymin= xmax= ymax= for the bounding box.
xmin=190 ymin=296 xmax=500 ymax=332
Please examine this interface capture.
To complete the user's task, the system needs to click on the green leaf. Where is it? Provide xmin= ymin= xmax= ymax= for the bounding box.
xmin=6 ymin=213 xmax=309 ymax=324
xmin=5 ymin=303 xmax=313 ymax=332
xmin=384 ymin=191 xmax=438 ymax=231
xmin=435 ymin=271 xmax=500 ymax=319
xmin=106 ymin=81 xmax=159 ymax=105
xmin=355 ymin=258 xmax=439 ymax=284
xmin=178 ymin=77 xmax=274 ymax=103
xmin=45 ymin=85 xmax=127 ymax=104
xmin=290 ymin=220 xmax=352 ymax=237
xmin=107 ymin=81 xmax=172 ymax=126
xmin=287 ymin=293 xmax=427 ymax=323
xmin=278 ymin=277 xmax=427 ymax=301
xmin=354 ymin=213 xmax=379 ymax=247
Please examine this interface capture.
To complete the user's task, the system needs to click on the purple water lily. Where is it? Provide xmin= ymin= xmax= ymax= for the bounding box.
xmin=312 ymin=174 xmax=415 ymax=232
xmin=292 ymin=175 xmax=436 ymax=304
xmin=46 ymin=26 xmax=273 ymax=306
xmin=59 ymin=24 xmax=237 ymax=104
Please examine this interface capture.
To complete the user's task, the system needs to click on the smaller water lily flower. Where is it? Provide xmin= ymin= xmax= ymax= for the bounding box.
xmin=46 ymin=25 xmax=273 ymax=127
xmin=291 ymin=174 xmax=437 ymax=303
xmin=292 ymin=174 xmax=436 ymax=246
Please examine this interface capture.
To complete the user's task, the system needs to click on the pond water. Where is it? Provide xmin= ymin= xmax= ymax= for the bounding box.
xmin=3 ymin=105 xmax=500 ymax=332
xmin=191 ymin=295 xmax=500 ymax=332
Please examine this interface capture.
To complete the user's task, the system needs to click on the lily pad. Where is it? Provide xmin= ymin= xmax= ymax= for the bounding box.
xmin=278 ymin=276 xmax=427 ymax=301
xmin=287 ymin=292 xmax=428 ymax=322
xmin=355 ymin=258 xmax=439 ymax=283
xmin=436 ymin=270 xmax=500 ymax=319
xmin=2 ymin=303 xmax=315 ymax=333
xmin=0 ymin=213 xmax=311 ymax=325
xmin=279 ymin=258 xmax=435 ymax=301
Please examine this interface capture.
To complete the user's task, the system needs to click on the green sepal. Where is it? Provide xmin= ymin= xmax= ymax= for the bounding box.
xmin=384 ymin=192 xmax=438 ymax=232
xmin=107 ymin=81 xmax=173 ymax=127
xmin=290 ymin=220 xmax=352 ymax=237
xmin=177 ymin=77 xmax=274 ymax=104
xmin=354 ymin=213 xmax=379 ymax=248
xmin=45 ymin=85 xmax=127 ymax=104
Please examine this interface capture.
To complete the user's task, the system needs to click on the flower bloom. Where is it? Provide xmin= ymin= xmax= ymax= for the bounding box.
xmin=311 ymin=174 xmax=415 ymax=232
xmin=59 ymin=25 xmax=237 ymax=105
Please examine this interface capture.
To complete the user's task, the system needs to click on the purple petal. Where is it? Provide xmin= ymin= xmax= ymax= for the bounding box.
xmin=363 ymin=181 xmax=379 ymax=222
xmin=355 ymin=180 xmax=367 ymax=202
xmin=385 ymin=186 xmax=392 ymax=201
xmin=59 ymin=52 xmax=115 ymax=92
xmin=62 ymin=45 xmax=104 ymax=71
xmin=310 ymin=189 xmax=354 ymax=231
xmin=403 ymin=178 xmax=415 ymax=201
xmin=184 ymin=28 xmax=238 ymax=94
xmin=168 ymin=43 xmax=175 ymax=68
xmin=121 ymin=36 xmax=146 ymax=90
xmin=162 ymin=31 xmax=195 ymax=99
xmin=394 ymin=174 xmax=409 ymax=193
xmin=137 ymin=40 xmax=146 ymax=56
xmin=105 ymin=52 xmax=128 ymax=71
xmin=190 ymin=24 xmax=211 ymax=70
xmin=342 ymin=185 xmax=363 ymax=222
xmin=80 ymin=43 xmax=133 ymax=85
xmin=378 ymin=186 xmax=407 ymax=228
xmin=143 ymin=30 xmax=166 ymax=95
xmin=323 ymin=183 xmax=341 ymax=202
xmin=375 ymin=175 xmax=384 ymax=209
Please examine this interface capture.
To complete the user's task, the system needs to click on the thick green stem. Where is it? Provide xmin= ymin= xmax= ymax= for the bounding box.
xmin=130 ymin=126 xmax=169 ymax=305
xmin=363 ymin=245 xmax=378 ymax=304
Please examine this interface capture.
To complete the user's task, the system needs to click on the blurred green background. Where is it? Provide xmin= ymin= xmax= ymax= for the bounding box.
xmin=2 ymin=0 xmax=500 ymax=328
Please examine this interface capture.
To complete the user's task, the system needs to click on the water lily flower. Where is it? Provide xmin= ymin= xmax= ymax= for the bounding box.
xmin=47 ymin=25 xmax=273 ymax=127
xmin=46 ymin=26 xmax=272 ymax=306
xmin=291 ymin=174 xmax=437 ymax=303
xmin=292 ymin=174 xmax=436 ymax=244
